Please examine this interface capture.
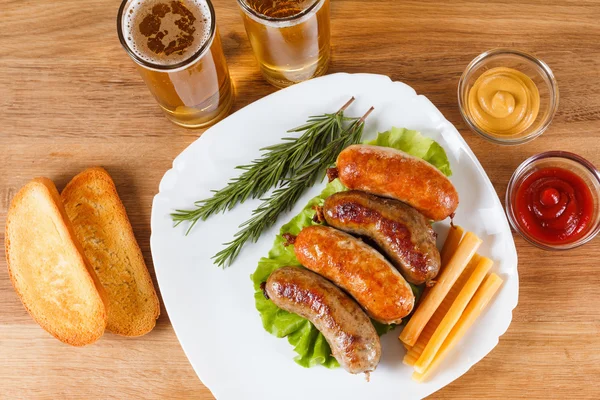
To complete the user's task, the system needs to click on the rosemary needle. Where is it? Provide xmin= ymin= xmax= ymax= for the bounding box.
xmin=171 ymin=97 xmax=357 ymax=234
xmin=213 ymin=107 xmax=374 ymax=267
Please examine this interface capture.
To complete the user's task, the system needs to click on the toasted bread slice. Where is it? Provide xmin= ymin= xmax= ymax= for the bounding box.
xmin=5 ymin=178 xmax=107 ymax=346
xmin=61 ymin=167 xmax=160 ymax=337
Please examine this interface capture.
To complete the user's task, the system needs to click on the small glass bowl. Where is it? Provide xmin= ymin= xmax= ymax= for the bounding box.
xmin=506 ymin=151 xmax=600 ymax=250
xmin=458 ymin=48 xmax=559 ymax=145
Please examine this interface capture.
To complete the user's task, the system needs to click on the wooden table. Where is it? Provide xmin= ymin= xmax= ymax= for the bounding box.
xmin=2 ymin=0 xmax=599 ymax=398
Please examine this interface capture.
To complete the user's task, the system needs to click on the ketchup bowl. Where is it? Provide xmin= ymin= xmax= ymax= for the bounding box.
xmin=506 ymin=151 xmax=600 ymax=250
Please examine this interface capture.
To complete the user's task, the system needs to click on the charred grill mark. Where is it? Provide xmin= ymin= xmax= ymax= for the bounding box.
xmin=380 ymin=218 xmax=429 ymax=273
xmin=328 ymin=200 xmax=429 ymax=273
xmin=269 ymin=275 xmax=335 ymax=327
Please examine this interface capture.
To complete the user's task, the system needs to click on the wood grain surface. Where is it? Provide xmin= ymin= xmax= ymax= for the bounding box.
xmin=2 ymin=0 xmax=600 ymax=398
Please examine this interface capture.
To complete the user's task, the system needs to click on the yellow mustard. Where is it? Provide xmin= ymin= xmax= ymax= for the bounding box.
xmin=467 ymin=67 xmax=540 ymax=136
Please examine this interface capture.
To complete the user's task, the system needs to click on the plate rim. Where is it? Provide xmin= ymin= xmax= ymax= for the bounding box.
xmin=150 ymin=72 xmax=519 ymax=399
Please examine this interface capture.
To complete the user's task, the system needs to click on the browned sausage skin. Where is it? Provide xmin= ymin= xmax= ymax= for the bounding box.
xmin=265 ymin=267 xmax=381 ymax=374
xmin=294 ymin=225 xmax=415 ymax=324
xmin=323 ymin=191 xmax=440 ymax=285
xmin=336 ymin=145 xmax=459 ymax=221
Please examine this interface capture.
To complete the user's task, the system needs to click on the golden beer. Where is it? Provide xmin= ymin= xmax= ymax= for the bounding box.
xmin=117 ymin=0 xmax=234 ymax=128
xmin=238 ymin=0 xmax=331 ymax=88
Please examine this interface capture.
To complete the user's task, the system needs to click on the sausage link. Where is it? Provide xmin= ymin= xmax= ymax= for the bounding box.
xmin=265 ymin=267 xmax=381 ymax=374
xmin=336 ymin=145 xmax=459 ymax=221
xmin=294 ymin=225 xmax=415 ymax=324
xmin=323 ymin=191 xmax=440 ymax=285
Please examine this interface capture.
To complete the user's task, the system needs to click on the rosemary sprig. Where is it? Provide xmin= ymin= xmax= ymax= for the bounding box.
xmin=213 ymin=107 xmax=374 ymax=267
xmin=171 ymin=97 xmax=357 ymax=233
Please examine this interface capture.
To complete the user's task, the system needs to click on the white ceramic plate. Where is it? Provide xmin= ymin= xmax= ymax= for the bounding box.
xmin=151 ymin=73 xmax=518 ymax=400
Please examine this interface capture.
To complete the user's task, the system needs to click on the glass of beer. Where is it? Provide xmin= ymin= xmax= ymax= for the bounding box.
xmin=237 ymin=0 xmax=331 ymax=88
xmin=117 ymin=0 xmax=234 ymax=128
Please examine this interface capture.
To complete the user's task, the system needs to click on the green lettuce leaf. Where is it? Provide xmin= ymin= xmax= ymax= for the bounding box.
xmin=250 ymin=127 xmax=452 ymax=369
xmin=366 ymin=127 xmax=452 ymax=176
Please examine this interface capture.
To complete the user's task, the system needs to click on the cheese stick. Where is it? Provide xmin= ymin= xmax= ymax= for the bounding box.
xmin=400 ymin=232 xmax=482 ymax=346
xmin=412 ymin=273 xmax=503 ymax=382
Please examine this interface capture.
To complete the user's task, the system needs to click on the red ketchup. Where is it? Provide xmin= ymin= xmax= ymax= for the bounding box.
xmin=514 ymin=167 xmax=594 ymax=244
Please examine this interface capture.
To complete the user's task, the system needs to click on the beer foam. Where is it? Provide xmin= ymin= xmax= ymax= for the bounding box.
xmin=124 ymin=0 xmax=212 ymax=66
xmin=241 ymin=0 xmax=323 ymax=28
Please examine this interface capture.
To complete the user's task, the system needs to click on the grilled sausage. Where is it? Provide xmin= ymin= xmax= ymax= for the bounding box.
xmin=294 ymin=225 xmax=415 ymax=324
xmin=336 ymin=145 xmax=459 ymax=221
xmin=323 ymin=191 xmax=441 ymax=285
xmin=265 ymin=267 xmax=381 ymax=374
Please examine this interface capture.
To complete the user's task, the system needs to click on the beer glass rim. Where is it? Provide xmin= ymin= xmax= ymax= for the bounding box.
xmin=117 ymin=0 xmax=217 ymax=72
xmin=237 ymin=0 xmax=323 ymax=23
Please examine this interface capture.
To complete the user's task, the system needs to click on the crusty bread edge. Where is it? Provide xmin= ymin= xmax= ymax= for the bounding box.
xmin=5 ymin=178 xmax=108 ymax=346
xmin=61 ymin=167 xmax=160 ymax=337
